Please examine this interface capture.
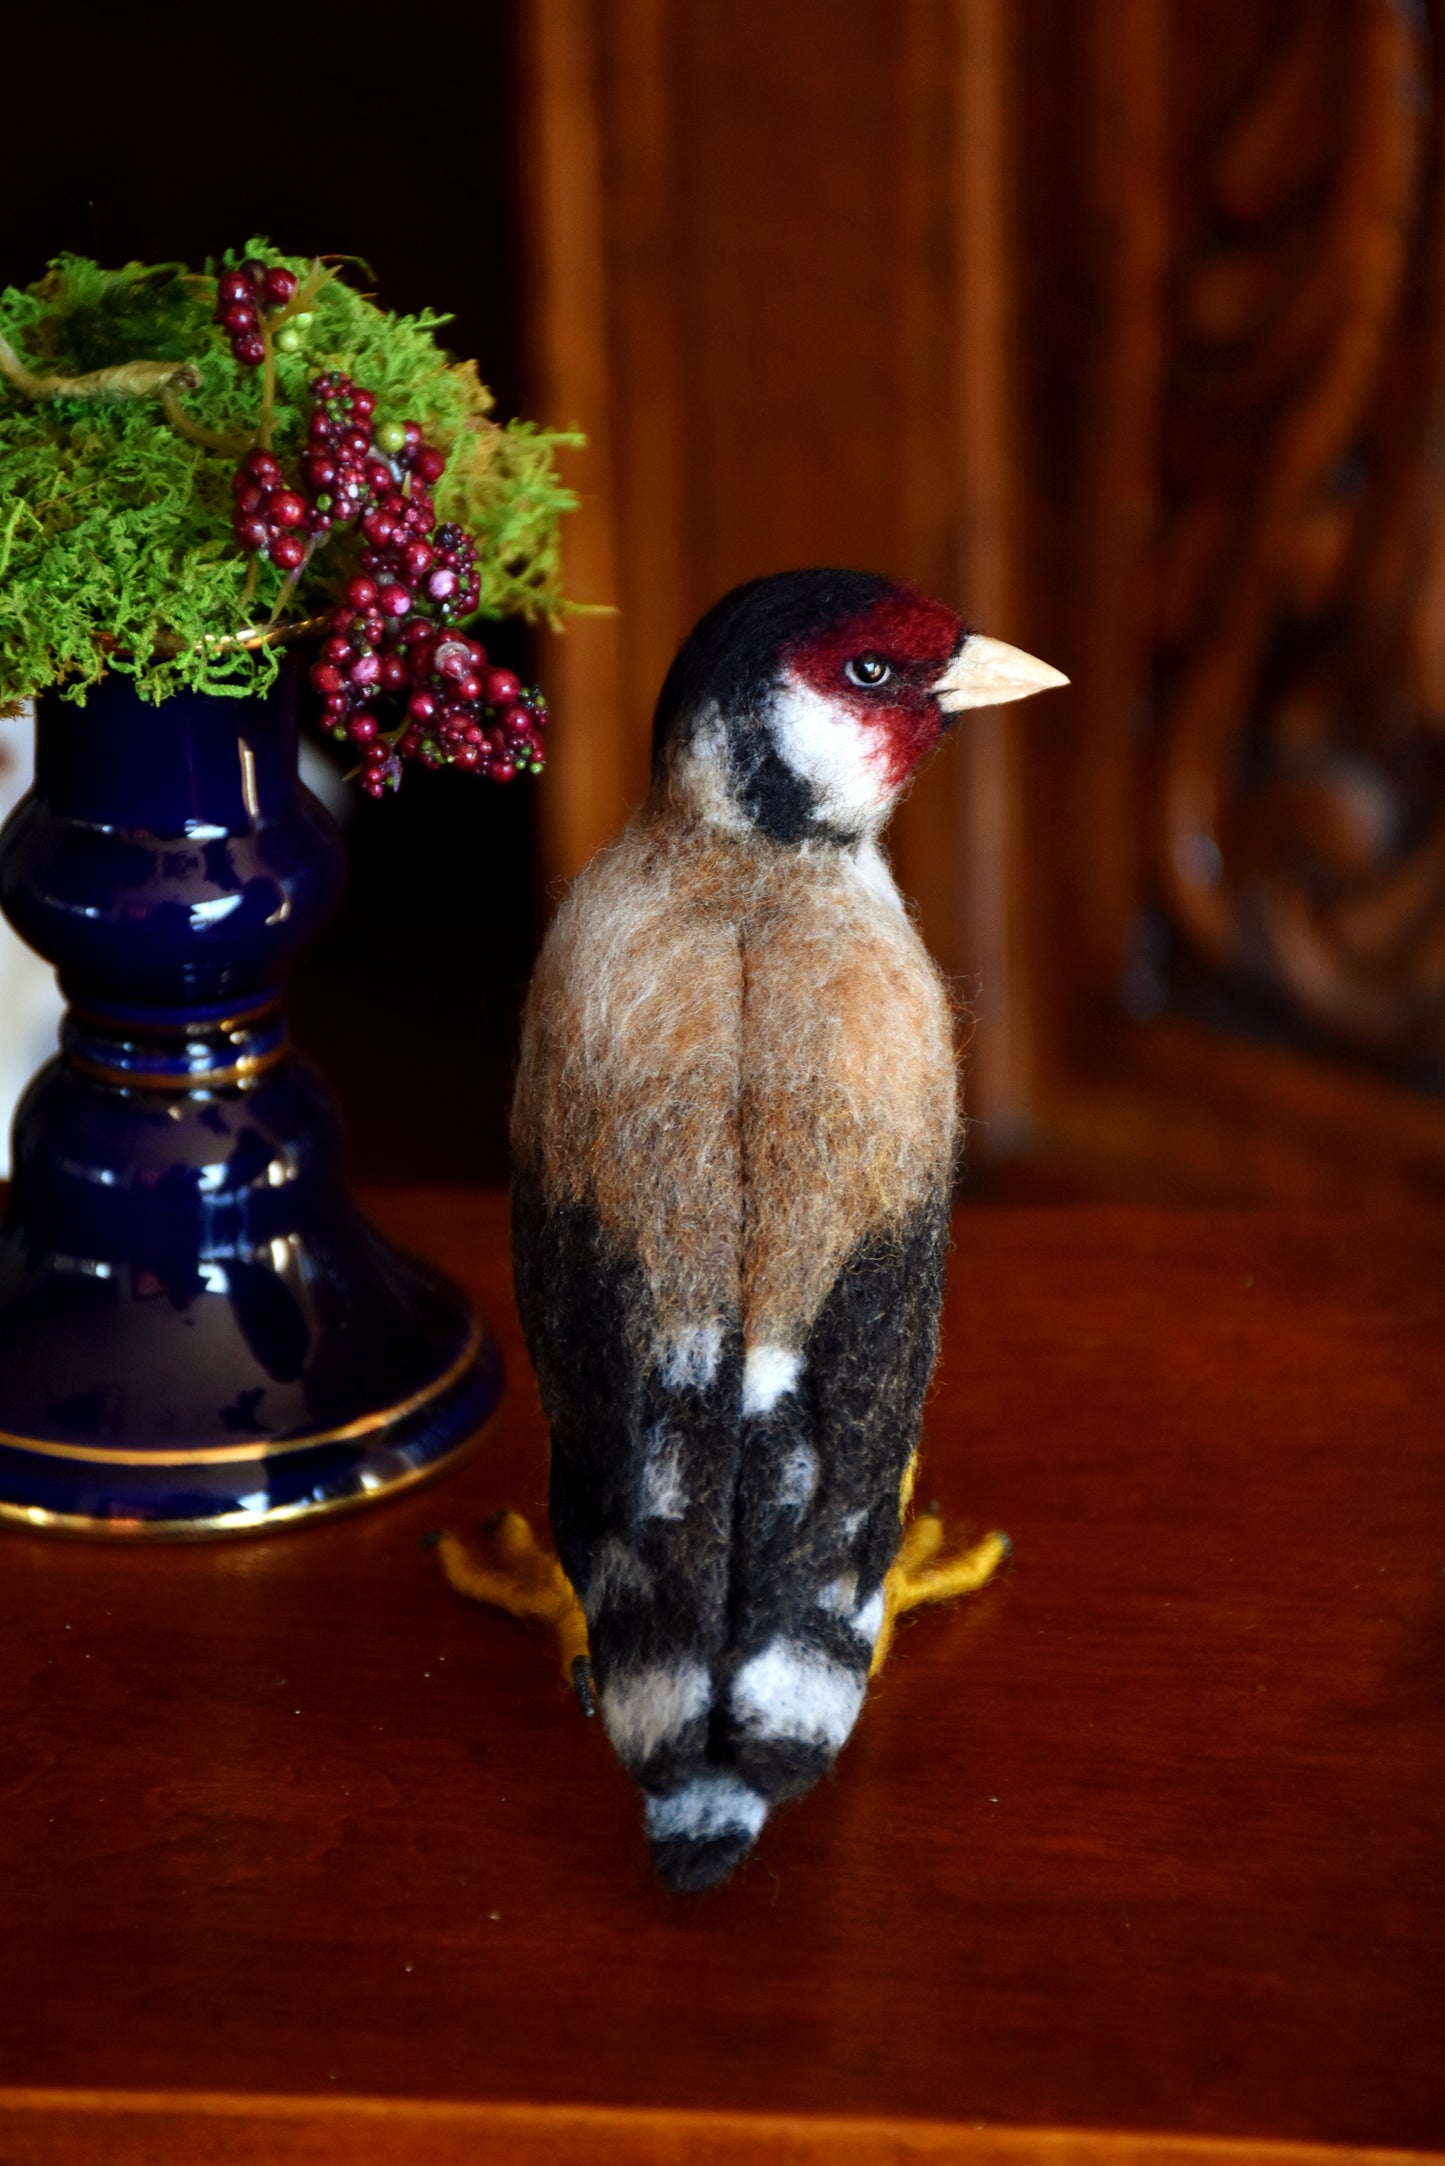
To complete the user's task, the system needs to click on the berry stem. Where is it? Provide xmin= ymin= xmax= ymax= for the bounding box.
xmin=257 ymin=319 xmax=277 ymax=452
xmin=158 ymin=383 xmax=249 ymax=457
xmin=266 ymin=539 xmax=315 ymax=626
xmin=268 ymin=258 xmax=332 ymax=331
xmin=256 ymin=262 xmax=332 ymax=447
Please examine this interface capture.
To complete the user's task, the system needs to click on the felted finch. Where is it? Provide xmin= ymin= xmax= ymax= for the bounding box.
xmin=504 ymin=569 xmax=1066 ymax=1888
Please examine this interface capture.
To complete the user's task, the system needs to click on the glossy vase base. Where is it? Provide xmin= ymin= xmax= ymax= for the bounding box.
xmin=0 ymin=1047 xmax=504 ymax=1542
xmin=0 ymin=1302 xmax=502 ymax=1542
xmin=0 ymin=1431 xmax=499 ymax=1540
xmin=0 ymin=667 xmax=504 ymax=1541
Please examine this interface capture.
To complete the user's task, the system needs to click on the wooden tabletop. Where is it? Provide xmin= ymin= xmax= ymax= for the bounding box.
xmin=0 ymin=1192 xmax=1440 ymax=2165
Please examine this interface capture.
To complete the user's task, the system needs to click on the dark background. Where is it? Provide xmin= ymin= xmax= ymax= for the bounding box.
xmin=2 ymin=6 xmax=539 ymax=1184
xmin=9 ymin=1 xmax=1445 ymax=1208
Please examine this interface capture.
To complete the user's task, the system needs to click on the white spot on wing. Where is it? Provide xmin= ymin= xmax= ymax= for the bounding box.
xmin=774 ymin=1440 xmax=818 ymax=1511
xmin=730 ymin=1638 xmax=866 ymax=1749
xmin=742 ymin=1343 xmax=803 ymax=1418
xmin=645 ymin=1774 xmax=768 ymax=1845
xmin=661 ymin=1323 xmax=722 ymax=1392
xmin=582 ymin=1537 xmax=652 ymax=1622
xmin=640 ymin=1425 xmax=687 ymax=1521
xmin=853 ymin=1586 xmax=886 ymax=1645
xmin=816 ymin=1572 xmax=857 ymax=1616
xmin=600 ymin=1660 xmax=711 ymax=1763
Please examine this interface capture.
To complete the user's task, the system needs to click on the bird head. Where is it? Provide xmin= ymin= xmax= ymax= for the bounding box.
xmin=653 ymin=568 xmax=1068 ymax=846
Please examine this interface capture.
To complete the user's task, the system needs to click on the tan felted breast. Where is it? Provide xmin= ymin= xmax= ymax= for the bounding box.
xmin=512 ymin=788 xmax=957 ymax=1358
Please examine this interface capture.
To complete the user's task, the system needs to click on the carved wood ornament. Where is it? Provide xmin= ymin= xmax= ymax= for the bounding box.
xmin=518 ymin=0 xmax=1445 ymax=1197
xmin=1160 ymin=0 xmax=1445 ymax=1060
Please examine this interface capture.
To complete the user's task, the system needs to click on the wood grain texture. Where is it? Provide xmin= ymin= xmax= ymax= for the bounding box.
xmin=517 ymin=0 xmax=633 ymax=882
xmin=1026 ymin=1016 xmax=1445 ymax=1207
xmin=0 ymin=1189 xmax=1440 ymax=2158
xmin=516 ymin=0 xmax=1445 ymax=1202
xmin=991 ymin=0 xmax=1445 ymax=1202
xmin=1152 ymin=0 xmax=1445 ymax=1051
xmin=521 ymin=0 xmax=1045 ymax=1140
xmin=891 ymin=0 xmax=1037 ymax=1146
xmin=0 ymin=2096 xmax=1439 ymax=2166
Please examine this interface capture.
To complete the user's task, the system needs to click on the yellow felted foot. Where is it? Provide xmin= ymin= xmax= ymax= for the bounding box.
xmin=437 ymin=1512 xmax=594 ymax=1711
xmin=869 ymin=1512 xmax=1010 ymax=1677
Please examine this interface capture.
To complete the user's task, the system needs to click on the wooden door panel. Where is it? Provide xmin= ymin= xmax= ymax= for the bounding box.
xmin=519 ymin=0 xmax=1445 ymax=1198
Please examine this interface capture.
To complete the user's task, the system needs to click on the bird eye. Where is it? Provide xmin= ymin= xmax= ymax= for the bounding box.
xmin=845 ymin=653 xmax=891 ymax=688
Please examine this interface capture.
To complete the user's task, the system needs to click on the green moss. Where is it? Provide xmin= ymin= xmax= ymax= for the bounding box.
xmin=0 ymin=245 xmax=579 ymax=708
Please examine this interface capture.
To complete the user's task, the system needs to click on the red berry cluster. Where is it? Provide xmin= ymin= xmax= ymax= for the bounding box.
xmin=213 ymin=260 xmax=298 ymax=368
xmin=230 ymin=447 xmax=310 ymax=571
xmin=312 ymin=596 xmax=548 ymax=800
xmin=229 ymin=373 xmax=384 ymax=572
xmin=226 ymin=355 xmax=549 ymax=797
xmin=309 ymin=371 xmax=472 ymax=604
xmin=304 ymin=375 xmax=548 ymax=797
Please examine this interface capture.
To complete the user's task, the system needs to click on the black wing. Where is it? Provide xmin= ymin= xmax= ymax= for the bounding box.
xmin=513 ymin=1170 xmax=951 ymax=1888
xmin=511 ymin=1171 xmax=753 ymax=1848
xmin=720 ymin=1185 xmax=953 ymax=1804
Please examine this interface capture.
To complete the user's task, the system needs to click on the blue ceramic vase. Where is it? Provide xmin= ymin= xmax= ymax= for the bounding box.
xmin=0 ymin=661 xmax=501 ymax=1536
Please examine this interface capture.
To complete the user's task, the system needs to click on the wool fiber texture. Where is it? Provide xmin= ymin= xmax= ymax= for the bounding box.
xmin=511 ymin=569 xmax=981 ymax=1892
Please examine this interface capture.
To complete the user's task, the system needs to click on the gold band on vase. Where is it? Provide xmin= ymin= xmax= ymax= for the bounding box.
xmin=0 ymin=1417 xmax=492 ymax=1542
xmin=0 ymin=1317 xmax=486 ymax=1467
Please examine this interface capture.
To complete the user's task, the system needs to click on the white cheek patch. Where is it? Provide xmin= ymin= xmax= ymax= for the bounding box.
xmin=773 ymin=1440 xmax=818 ymax=1512
xmin=741 ymin=1343 xmax=804 ymax=1418
xmin=600 ymin=1660 xmax=711 ymax=1764
xmin=730 ymin=1638 xmax=867 ymax=1750
xmin=639 ymin=1425 xmax=687 ymax=1521
xmin=661 ymin=1322 xmax=722 ymax=1392
xmin=771 ymin=671 xmax=898 ymax=831
xmin=816 ymin=1571 xmax=858 ymax=1616
xmin=646 ymin=1775 xmax=769 ymax=1846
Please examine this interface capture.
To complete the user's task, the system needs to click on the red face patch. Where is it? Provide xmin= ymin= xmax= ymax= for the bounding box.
xmin=784 ymin=589 xmax=965 ymax=787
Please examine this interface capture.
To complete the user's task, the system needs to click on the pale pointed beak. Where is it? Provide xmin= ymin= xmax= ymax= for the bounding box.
xmin=932 ymin=633 xmax=1070 ymax=713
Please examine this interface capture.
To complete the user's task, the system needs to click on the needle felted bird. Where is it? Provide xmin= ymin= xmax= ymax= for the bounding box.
xmin=472 ymin=569 xmax=1066 ymax=1891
